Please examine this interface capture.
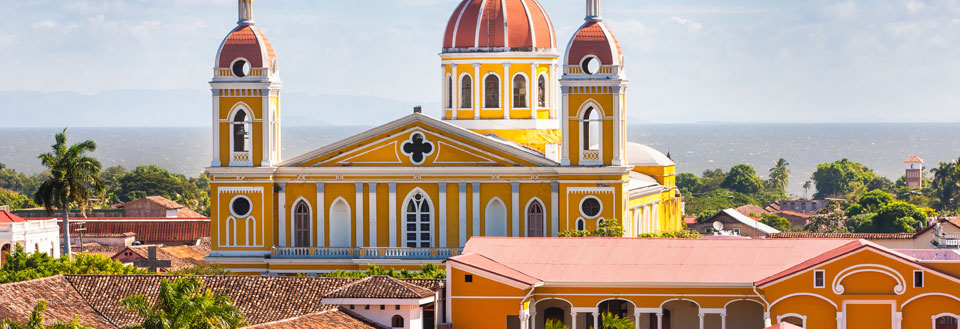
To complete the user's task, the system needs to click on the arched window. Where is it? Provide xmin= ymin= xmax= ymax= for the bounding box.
xmin=460 ymin=75 xmax=472 ymax=109
xmin=329 ymin=198 xmax=351 ymax=247
xmin=485 ymin=198 xmax=508 ymax=237
xmin=576 ymin=218 xmax=585 ymax=231
xmin=232 ymin=110 xmax=252 ymax=152
xmin=582 ymin=107 xmax=601 ymax=151
xmin=405 ymin=191 xmax=433 ymax=248
xmin=484 ymin=74 xmax=500 ymax=108
xmin=544 ymin=307 xmax=565 ymax=326
xmin=936 ymin=316 xmax=958 ymax=329
xmin=781 ymin=316 xmax=804 ymax=327
xmin=537 ymin=74 xmax=547 ymax=108
xmin=512 ymin=74 xmax=527 ymax=108
xmin=294 ymin=201 xmax=310 ymax=247
xmin=445 ymin=75 xmax=453 ymax=109
xmin=527 ymin=201 xmax=544 ymax=237
xmin=391 ymin=315 xmax=404 ymax=328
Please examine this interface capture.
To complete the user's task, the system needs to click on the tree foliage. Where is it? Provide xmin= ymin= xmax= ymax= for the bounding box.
xmin=324 ymin=264 xmax=446 ymax=279
xmin=931 ymin=157 xmax=960 ymax=214
xmin=113 ymin=165 xmax=210 ymax=216
xmin=543 ymin=319 xmax=569 ymax=329
xmin=0 ymin=163 xmax=45 ymax=199
xmin=0 ymin=300 xmax=93 ymax=329
xmin=810 ymin=159 xmax=878 ymax=199
xmin=0 ymin=188 xmax=37 ymax=210
xmin=0 ymin=245 xmax=147 ymax=284
xmin=768 ymin=158 xmax=791 ymax=191
xmin=722 ymin=164 xmax=765 ymax=195
xmin=600 ymin=312 xmax=634 ymax=329
xmin=559 ymin=219 xmax=624 ymax=238
xmin=120 ymin=277 xmax=246 ymax=329
xmin=759 ymin=213 xmax=792 ymax=232
xmin=804 ymin=203 xmax=847 ymax=233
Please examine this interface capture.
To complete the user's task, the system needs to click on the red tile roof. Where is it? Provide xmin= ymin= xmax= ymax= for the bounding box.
xmin=67 ymin=219 xmax=209 ymax=243
xmin=242 ymin=309 xmax=384 ymax=329
xmin=457 ymin=237 xmax=855 ymax=285
xmin=0 ymin=276 xmax=115 ymax=328
xmin=767 ymin=232 xmax=915 ymax=239
xmin=566 ymin=21 xmax=622 ymax=66
xmin=120 ymin=196 xmax=204 ymax=218
xmin=443 ymin=0 xmax=555 ymax=50
xmin=776 ymin=211 xmax=811 ymax=219
xmin=217 ymin=25 xmax=276 ymax=68
xmin=324 ymin=276 xmax=437 ymax=300
xmin=905 ymin=155 xmax=924 ymax=163
xmin=0 ymin=210 xmax=27 ymax=223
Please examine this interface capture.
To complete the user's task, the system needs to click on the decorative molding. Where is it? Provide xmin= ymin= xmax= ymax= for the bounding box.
xmin=217 ymin=186 xmax=264 ymax=194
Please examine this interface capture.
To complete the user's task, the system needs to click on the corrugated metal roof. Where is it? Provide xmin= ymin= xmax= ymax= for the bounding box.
xmin=66 ymin=219 xmax=209 ymax=243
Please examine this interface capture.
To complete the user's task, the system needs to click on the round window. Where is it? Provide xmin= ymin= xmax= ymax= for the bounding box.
xmin=580 ymin=197 xmax=601 ymax=218
xmin=581 ymin=56 xmax=601 ymax=75
xmin=231 ymin=196 xmax=252 ymax=217
xmin=232 ymin=59 xmax=251 ymax=77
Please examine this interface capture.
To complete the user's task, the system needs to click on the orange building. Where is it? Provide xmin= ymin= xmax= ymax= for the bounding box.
xmin=445 ymin=237 xmax=960 ymax=329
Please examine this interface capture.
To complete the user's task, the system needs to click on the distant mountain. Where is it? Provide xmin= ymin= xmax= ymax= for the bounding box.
xmin=0 ymin=90 xmax=439 ymax=127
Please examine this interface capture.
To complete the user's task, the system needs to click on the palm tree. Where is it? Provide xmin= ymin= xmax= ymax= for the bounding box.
xmin=0 ymin=300 xmax=91 ymax=329
xmin=768 ymin=158 xmax=791 ymax=191
xmin=931 ymin=158 xmax=960 ymax=213
xmin=544 ymin=319 xmax=569 ymax=329
xmin=34 ymin=129 xmax=104 ymax=257
xmin=600 ymin=312 xmax=634 ymax=329
xmin=803 ymin=180 xmax=812 ymax=199
xmin=121 ymin=277 xmax=246 ymax=329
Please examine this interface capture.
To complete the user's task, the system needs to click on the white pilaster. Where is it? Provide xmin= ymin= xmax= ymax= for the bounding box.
xmin=633 ymin=311 xmax=642 ymax=329
xmin=531 ymin=63 xmax=539 ymax=118
xmin=458 ymin=183 xmax=467 ymax=247
xmin=355 ymin=183 xmax=364 ymax=247
xmin=369 ymin=183 xmax=378 ymax=247
xmin=503 ymin=63 xmax=511 ymax=119
xmin=472 ymin=183 xmax=481 ymax=237
xmin=474 ymin=63 xmax=481 ymax=119
xmin=278 ymin=183 xmax=286 ymax=247
xmin=612 ymin=87 xmax=623 ymax=166
xmin=316 ymin=183 xmax=325 ymax=246
xmin=550 ymin=182 xmax=559 ymax=236
xmin=592 ymin=311 xmax=599 ymax=329
xmin=571 ymin=312 xmax=578 ymax=329
xmin=699 ymin=312 xmax=705 ymax=329
xmin=560 ymin=86 xmax=570 ymax=166
xmin=657 ymin=311 xmax=663 ymax=329
xmin=452 ymin=64 xmax=459 ymax=119
xmin=211 ymin=91 xmax=220 ymax=167
xmin=834 ymin=312 xmax=842 ymax=329
xmin=511 ymin=182 xmax=520 ymax=237
xmin=439 ymin=183 xmax=447 ymax=248
xmin=389 ymin=183 xmax=398 ymax=247
xmin=720 ymin=310 xmax=727 ymax=329
xmin=261 ymin=90 xmax=272 ymax=166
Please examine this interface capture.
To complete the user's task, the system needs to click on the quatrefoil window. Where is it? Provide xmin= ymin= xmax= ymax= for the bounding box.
xmin=401 ymin=132 xmax=434 ymax=165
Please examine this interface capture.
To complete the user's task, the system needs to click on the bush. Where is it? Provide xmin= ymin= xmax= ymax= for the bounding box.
xmin=324 ymin=264 xmax=445 ymax=279
xmin=0 ymin=245 xmax=147 ymax=284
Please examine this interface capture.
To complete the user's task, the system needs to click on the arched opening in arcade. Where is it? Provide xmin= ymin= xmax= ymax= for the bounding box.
xmin=725 ymin=300 xmax=765 ymax=329
xmin=534 ymin=299 xmax=572 ymax=329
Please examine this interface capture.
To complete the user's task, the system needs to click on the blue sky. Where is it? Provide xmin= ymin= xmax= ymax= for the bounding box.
xmin=2 ymin=0 xmax=960 ymax=124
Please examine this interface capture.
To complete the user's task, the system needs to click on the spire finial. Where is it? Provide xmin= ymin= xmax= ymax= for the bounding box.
xmin=586 ymin=0 xmax=602 ymax=22
xmin=238 ymin=0 xmax=254 ymax=25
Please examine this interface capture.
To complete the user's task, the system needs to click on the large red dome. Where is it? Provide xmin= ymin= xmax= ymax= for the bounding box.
xmin=215 ymin=25 xmax=277 ymax=69
xmin=565 ymin=21 xmax=622 ymax=66
xmin=442 ymin=0 xmax=556 ymax=51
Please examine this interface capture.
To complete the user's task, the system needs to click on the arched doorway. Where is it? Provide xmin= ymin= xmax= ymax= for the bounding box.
xmin=726 ymin=300 xmax=765 ymax=329
xmin=329 ymin=198 xmax=351 ymax=247
xmin=527 ymin=200 xmax=545 ymax=237
xmin=293 ymin=201 xmax=311 ymax=247
xmin=485 ymin=198 xmax=508 ymax=237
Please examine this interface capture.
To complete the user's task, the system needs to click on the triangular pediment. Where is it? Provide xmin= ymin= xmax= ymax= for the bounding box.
xmin=280 ymin=114 xmax=557 ymax=168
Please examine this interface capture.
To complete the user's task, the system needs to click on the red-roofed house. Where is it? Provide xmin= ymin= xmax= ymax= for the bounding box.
xmin=0 ymin=210 xmax=59 ymax=266
xmin=446 ymin=237 xmax=960 ymax=329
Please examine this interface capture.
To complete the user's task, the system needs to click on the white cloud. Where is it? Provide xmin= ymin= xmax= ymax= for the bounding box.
xmin=32 ymin=19 xmax=55 ymax=29
xmin=905 ymin=0 xmax=926 ymax=13
xmin=822 ymin=1 xmax=859 ymax=20
xmin=671 ymin=16 xmax=703 ymax=32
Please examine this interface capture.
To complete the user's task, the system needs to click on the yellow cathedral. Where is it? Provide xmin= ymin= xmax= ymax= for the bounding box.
xmin=205 ymin=0 xmax=683 ymax=274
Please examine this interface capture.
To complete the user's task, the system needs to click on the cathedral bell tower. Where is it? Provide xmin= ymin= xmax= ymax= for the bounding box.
xmin=560 ymin=0 xmax=627 ymax=166
xmin=211 ymin=0 xmax=282 ymax=167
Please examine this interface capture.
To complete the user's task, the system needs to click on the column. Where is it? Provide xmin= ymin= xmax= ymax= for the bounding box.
xmin=511 ymin=182 xmax=520 ymax=237
xmin=472 ymin=183 xmax=481 ymax=236
xmin=452 ymin=64 xmax=459 ymax=119
xmin=316 ymin=183 xmax=325 ymax=246
xmin=571 ymin=312 xmax=578 ymax=329
xmin=529 ymin=308 xmax=537 ymax=329
xmin=389 ymin=183 xmax=397 ymax=247
xmin=552 ymin=63 xmax=559 ymax=118
xmin=550 ymin=182 xmax=559 ymax=236
xmin=656 ymin=311 xmax=663 ymax=329
xmin=261 ymin=91 xmax=273 ymax=166
xmin=633 ymin=311 xmax=642 ymax=329
xmin=611 ymin=86 xmax=623 ymax=166
xmin=503 ymin=63 xmax=511 ymax=119
xmin=278 ymin=183 xmax=286 ymax=247
xmin=560 ymin=84 xmax=570 ymax=166
xmin=473 ymin=63 xmax=481 ymax=119
xmin=458 ymin=183 xmax=467 ymax=247
xmin=355 ymin=183 xmax=364 ymax=247
xmin=720 ymin=310 xmax=727 ymax=329
xmin=531 ymin=63 xmax=539 ymax=119
xmin=211 ymin=91 xmax=220 ymax=166
xmin=441 ymin=64 xmax=448 ymax=119
xmin=698 ymin=312 xmax=705 ymax=329
xmin=592 ymin=311 xmax=599 ymax=329
xmin=439 ymin=183 xmax=447 ymax=248
xmin=369 ymin=183 xmax=378 ymax=247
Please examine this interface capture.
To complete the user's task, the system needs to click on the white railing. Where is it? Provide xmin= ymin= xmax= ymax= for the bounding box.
xmin=271 ymin=247 xmax=462 ymax=260
xmin=231 ymin=151 xmax=252 ymax=166
xmin=564 ymin=65 xmax=621 ymax=75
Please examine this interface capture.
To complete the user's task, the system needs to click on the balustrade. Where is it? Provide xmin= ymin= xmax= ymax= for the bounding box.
xmin=271 ymin=246 xmax=462 ymax=260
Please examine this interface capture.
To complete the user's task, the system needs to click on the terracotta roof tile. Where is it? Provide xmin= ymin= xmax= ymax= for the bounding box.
xmin=67 ymin=219 xmax=209 ymax=243
xmin=402 ymin=278 xmax=446 ymax=291
xmin=243 ymin=309 xmax=384 ymax=329
xmin=324 ymin=276 xmax=436 ymax=300
xmin=0 ymin=275 xmax=116 ymax=328
xmin=0 ymin=210 xmax=27 ymax=223
xmin=767 ymin=232 xmax=915 ymax=239
xmin=905 ymin=155 xmax=924 ymax=163
xmin=443 ymin=0 xmax=555 ymax=49
xmin=776 ymin=211 xmax=811 ymax=218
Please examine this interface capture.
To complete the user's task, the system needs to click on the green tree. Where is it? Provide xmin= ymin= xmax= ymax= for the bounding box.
xmin=931 ymin=158 xmax=960 ymax=214
xmin=804 ymin=203 xmax=847 ymax=233
xmin=0 ymin=300 xmax=93 ymax=329
xmin=0 ymin=163 xmax=45 ymax=198
xmin=559 ymin=219 xmax=624 ymax=238
xmin=854 ymin=189 xmax=894 ymax=213
xmin=34 ymin=129 xmax=104 ymax=257
xmin=600 ymin=312 xmax=634 ymax=329
xmin=768 ymin=158 xmax=791 ymax=191
xmin=0 ymin=245 xmax=146 ymax=284
xmin=803 ymin=180 xmax=812 ymax=199
xmin=684 ymin=189 xmax=756 ymax=216
xmin=873 ymin=201 xmax=927 ymax=233
xmin=324 ymin=264 xmax=446 ymax=279
xmin=544 ymin=319 xmax=569 ymax=329
xmin=810 ymin=159 xmax=877 ymax=199
xmin=759 ymin=213 xmax=791 ymax=232
xmin=722 ymin=164 xmax=764 ymax=195
xmin=844 ymin=213 xmax=876 ymax=233
xmin=115 ymin=165 xmax=209 ymax=216
xmin=120 ymin=277 xmax=246 ymax=329
xmin=676 ymin=173 xmax=703 ymax=194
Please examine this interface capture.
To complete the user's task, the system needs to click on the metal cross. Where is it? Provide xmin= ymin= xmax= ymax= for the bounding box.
xmin=133 ymin=246 xmax=172 ymax=273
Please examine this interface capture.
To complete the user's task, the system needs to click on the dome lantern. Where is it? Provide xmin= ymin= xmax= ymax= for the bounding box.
xmin=238 ymin=0 xmax=254 ymax=25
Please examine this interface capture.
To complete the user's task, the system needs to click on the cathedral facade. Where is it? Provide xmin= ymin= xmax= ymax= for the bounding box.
xmin=206 ymin=0 xmax=683 ymax=274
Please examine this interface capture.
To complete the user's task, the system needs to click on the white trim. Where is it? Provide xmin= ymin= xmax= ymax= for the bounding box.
xmin=576 ymin=218 xmax=585 ymax=230
xmin=501 ymin=0 xmax=509 ymax=47
xmin=473 ymin=0 xmax=488 ymax=48
xmin=723 ymin=299 xmax=765 ymax=310
xmin=577 ymin=100 xmax=604 ymax=165
xmin=511 ymin=72 xmax=531 ymax=109
xmin=290 ymin=197 xmax=313 ymax=247
xmin=831 ymin=264 xmax=905 ymax=295
xmin=401 ymin=187 xmax=435 ymax=248
xmin=245 ymin=217 xmax=257 ymax=246
xmin=579 ymin=55 xmax=602 ymax=74
xmin=450 ymin=0 xmax=471 ymax=48
xmin=595 ymin=297 xmax=637 ymax=309
xmin=578 ymin=195 xmax=603 ymax=219
xmin=228 ymin=195 xmax=253 ymax=218
xmin=769 ymin=292 xmax=838 ymax=310
xmin=537 ymin=72 xmax=549 ymax=109
xmin=482 ymin=72 xmax=502 ymax=110
xmin=400 ymin=131 xmax=435 ymax=166
xmin=337 ymin=141 xmax=402 ymax=165
xmin=524 ymin=197 xmax=546 ymax=237
xmin=369 ymin=183 xmax=378 ymax=247
xmin=596 ymin=22 xmax=621 ymax=66
xmin=229 ymin=57 xmax=252 ymax=78
xmin=316 ymin=183 xmax=325 ymax=246
xmin=323 ymin=297 xmax=435 ymax=306
xmin=459 ymin=73 xmax=474 ymax=110
xmin=913 ymin=270 xmax=924 ymax=288
xmin=660 ymin=298 xmax=700 ymax=309
xmin=931 ymin=313 xmax=960 ymax=329
xmin=328 ymin=197 xmax=352 ymax=248
xmin=531 ymin=0 xmax=555 ymax=48
xmin=518 ymin=0 xmax=536 ymax=47
xmin=355 ymin=183 xmax=365 ymax=247
xmin=901 ymin=292 xmax=960 ymax=308
xmin=484 ymin=197 xmax=508 ymax=237
xmin=776 ymin=313 xmax=806 ymax=328
xmin=444 ymin=72 xmax=454 ymax=110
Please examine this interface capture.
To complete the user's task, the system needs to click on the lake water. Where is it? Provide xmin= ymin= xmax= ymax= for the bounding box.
xmin=2 ymin=123 xmax=959 ymax=196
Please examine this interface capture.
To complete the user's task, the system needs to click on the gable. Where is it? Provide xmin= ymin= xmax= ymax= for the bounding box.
xmin=281 ymin=114 xmax=557 ymax=168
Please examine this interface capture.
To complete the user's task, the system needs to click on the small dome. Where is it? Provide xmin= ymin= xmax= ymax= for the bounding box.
xmin=215 ymin=25 xmax=277 ymax=69
xmin=442 ymin=0 xmax=556 ymax=51
xmin=565 ymin=20 xmax=622 ymax=66
xmin=626 ymin=142 xmax=674 ymax=167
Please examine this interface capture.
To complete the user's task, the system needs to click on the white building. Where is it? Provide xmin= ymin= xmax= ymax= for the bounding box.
xmin=0 ymin=209 xmax=60 ymax=266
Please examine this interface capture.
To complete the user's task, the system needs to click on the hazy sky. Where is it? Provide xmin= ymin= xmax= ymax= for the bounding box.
xmin=2 ymin=0 xmax=960 ymax=123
